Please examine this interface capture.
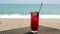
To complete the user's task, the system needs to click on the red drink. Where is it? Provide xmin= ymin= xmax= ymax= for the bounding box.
xmin=31 ymin=12 xmax=39 ymax=33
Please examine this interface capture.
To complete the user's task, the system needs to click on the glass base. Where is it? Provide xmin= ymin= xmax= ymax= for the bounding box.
xmin=31 ymin=30 xmax=38 ymax=33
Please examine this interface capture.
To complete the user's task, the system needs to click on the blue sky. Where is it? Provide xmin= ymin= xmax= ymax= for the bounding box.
xmin=0 ymin=0 xmax=60 ymax=4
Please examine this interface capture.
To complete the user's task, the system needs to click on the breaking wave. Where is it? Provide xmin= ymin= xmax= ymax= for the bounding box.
xmin=0 ymin=14 xmax=60 ymax=18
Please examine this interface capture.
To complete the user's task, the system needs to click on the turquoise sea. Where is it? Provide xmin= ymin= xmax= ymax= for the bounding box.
xmin=0 ymin=4 xmax=60 ymax=15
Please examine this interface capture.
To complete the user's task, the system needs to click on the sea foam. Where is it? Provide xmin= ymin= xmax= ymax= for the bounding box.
xmin=0 ymin=14 xmax=60 ymax=18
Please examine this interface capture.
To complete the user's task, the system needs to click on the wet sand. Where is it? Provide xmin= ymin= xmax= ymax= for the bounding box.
xmin=0 ymin=18 xmax=60 ymax=31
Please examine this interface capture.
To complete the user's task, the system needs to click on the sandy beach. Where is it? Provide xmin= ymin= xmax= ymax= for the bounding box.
xmin=0 ymin=18 xmax=60 ymax=31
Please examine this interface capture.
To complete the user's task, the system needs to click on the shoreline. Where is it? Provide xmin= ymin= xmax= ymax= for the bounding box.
xmin=0 ymin=15 xmax=60 ymax=18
